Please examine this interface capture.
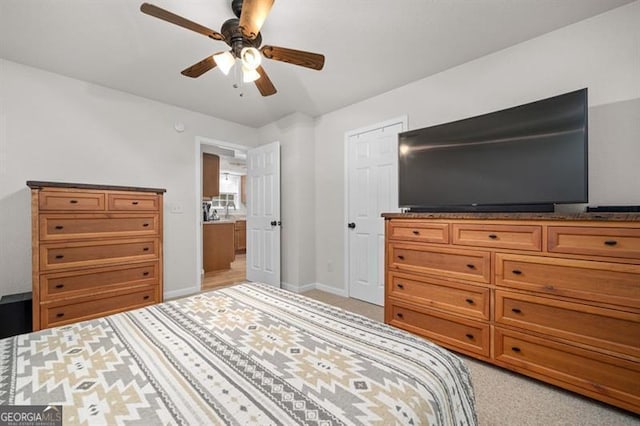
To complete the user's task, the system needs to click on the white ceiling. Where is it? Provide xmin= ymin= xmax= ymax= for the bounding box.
xmin=0 ymin=0 xmax=633 ymax=128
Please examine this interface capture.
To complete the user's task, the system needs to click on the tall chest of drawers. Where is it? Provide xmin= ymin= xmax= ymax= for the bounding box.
xmin=383 ymin=213 xmax=640 ymax=413
xmin=28 ymin=181 xmax=166 ymax=330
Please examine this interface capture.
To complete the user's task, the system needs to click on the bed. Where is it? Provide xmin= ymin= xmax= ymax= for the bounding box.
xmin=0 ymin=283 xmax=476 ymax=425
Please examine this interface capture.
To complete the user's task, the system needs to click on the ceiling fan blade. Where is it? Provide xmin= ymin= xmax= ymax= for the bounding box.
xmin=239 ymin=0 xmax=274 ymax=40
xmin=254 ymin=65 xmax=277 ymax=96
xmin=140 ymin=3 xmax=224 ymax=41
xmin=181 ymin=54 xmax=221 ymax=78
xmin=261 ymin=45 xmax=325 ymax=70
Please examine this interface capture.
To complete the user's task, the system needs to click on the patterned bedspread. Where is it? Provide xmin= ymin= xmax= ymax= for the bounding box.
xmin=0 ymin=283 xmax=476 ymax=425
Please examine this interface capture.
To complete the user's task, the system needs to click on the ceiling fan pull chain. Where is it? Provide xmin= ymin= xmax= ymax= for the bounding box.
xmin=233 ymin=59 xmax=245 ymax=97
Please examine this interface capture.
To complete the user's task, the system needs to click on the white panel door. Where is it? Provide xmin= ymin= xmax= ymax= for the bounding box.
xmin=246 ymin=141 xmax=281 ymax=287
xmin=347 ymin=122 xmax=404 ymax=305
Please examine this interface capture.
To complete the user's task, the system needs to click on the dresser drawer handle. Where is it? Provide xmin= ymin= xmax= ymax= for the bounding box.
xmin=488 ymin=234 xmax=498 ymax=239
xmin=143 ymin=223 xmax=150 ymax=227
xmin=466 ymin=264 xmax=475 ymax=269
xmin=143 ymin=247 xmax=150 ymax=252
xmin=55 ymin=255 xmax=64 ymax=259
xmin=465 ymin=298 xmax=474 ymax=305
xmin=511 ymin=347 xmax=521 ymax=353
xmin=512 ymin=270 xmax=522 ymax=275
xmin=397 ymin=283 xmax=404 ymax=289
xmin=55 ymin=284 xmax=64 ymax=289
xmin=143 ymin=295 xmax=150 ymax=300
xmin=143 ymin=271 xmax=150 ymax=276
xmin=412 ymin=230 xmax=420 ymax=235
xmin=396 ymin=312 xmax=404 ymax=319
xmin=511 ymin=308 xmax=522 ymax=314
xmin=56 ymin=313 xmax=64 ymax=318
xmin=69 ymin=199 xmax=78 ymax=204
xmin=54 ymin=225 xmax=64 ymax=230
xmin=465 ymin=333 xmax=474 ymax=340
xmin=604 ymin=240 xmax=618 ymax=246
xmin=397 ymin=255 xmax=405 ymax=260
xmin=132 ymin=201 xmax=139 ymax=205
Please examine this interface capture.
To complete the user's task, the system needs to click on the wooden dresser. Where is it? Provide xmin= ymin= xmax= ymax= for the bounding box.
xmin=27 ymin=181 xmax=165 ymax=330
xmin=383 ymin=212 xmax=640 ymax=413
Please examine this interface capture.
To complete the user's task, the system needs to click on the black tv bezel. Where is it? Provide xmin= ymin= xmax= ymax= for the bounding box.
xmin=398 ymin=88 xmax=589 ymax=213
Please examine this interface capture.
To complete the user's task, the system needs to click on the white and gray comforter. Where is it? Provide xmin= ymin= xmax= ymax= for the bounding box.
xmin=0 ymin=282 xmax=476 ymax=425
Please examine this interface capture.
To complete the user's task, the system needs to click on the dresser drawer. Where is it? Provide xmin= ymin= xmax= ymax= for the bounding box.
xmin=452 ymin=223 xmax=542 ymax=251
xmin=39 ymin=214 xmax=159 ymax=241
xmin=496 ymin=253 xmax=640 ymax=309
xmin=39 ymin=191 xmax=105 ymax=211
xmin=548 ymin=226 xmax=640 ymax=259
xmin=108 ymin=193 xmax=160 ymax=211
xmin=388 ymin=220 xmax=449 ymax=244
xmin=388 ymin=243 xmax=491 ymax=284
xmin=494 ymin=327 xmax=640 ymax=411
xmin=41 ymin=262 xmax=158 ymax=300
xmin=388 ymin=272 xmax=489 ymax=320
xmin=41 ymin=286 xmax=159 ymax=328
xmin=389 ymin=302 xmax=490 ymax=357
xmin=496 ymin=290 xmax=640 ymax=358
xmin=40 ymin=238 xmax=159 ymax=271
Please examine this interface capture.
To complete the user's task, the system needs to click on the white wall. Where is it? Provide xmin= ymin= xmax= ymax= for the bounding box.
xmin=259 ymin=113 xmax=316 ymax=292
xmin=0 ymin=59 xmax=259 ymax=298
xmin=313 ymin=2 xmax=640 ymax=293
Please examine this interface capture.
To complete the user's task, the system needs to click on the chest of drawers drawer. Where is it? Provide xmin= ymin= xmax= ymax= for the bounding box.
xmin=388 ymin=220 xmax=449 ymax=244
xmin=496 ymin=253 xmax=640 ymax=309
xmin=389 ymin=302 xmax=490 ymax=357
xmin=388 ymin=243 xmax=491 ymax=284
xmin=39 ymin=214 xmax=158 ymax=241
xmin=452 ymin=223 xmax=542 ymax=251
xmin=388 ymin=272 xmax=490 ymax=320
xmin=40 ymin=238 xmax=159 ymax=271
xmin=494 ymin=327 xmax=640 ymax=411
xmin=41 ymin=262 xmax=158 ymax=300
xmin=496 ymin=290 xmax=640 ymax=358
xmin=39 ymin=191 xmax=105 ymax=211
xmin=41 ymin=286 xmax=159 ymax=328
xmin=108 ymin=193 xmax=161 ymax=211
xmin=548 ymin=226 xmax=640 ymax=259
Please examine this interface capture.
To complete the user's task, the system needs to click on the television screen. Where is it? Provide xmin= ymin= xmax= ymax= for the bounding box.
xmin=398 ymin=88 xmax=588 ymax=211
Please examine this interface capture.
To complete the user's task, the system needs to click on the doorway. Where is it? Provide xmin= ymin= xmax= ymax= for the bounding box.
xmin=195 ymin=137 xmax=250 ymax=290
xmin=345 ymin=117 xmax=406 ymax=305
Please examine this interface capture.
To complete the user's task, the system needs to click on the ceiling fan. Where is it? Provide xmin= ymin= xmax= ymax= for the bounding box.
xmin=140 ymin=0 xmax=325 ymax=97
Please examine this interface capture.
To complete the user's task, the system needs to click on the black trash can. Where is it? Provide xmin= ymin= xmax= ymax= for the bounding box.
xmin=0 ymin=292 xmax=33 ymax=338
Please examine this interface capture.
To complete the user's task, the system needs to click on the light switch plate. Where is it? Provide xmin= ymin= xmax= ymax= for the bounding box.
xmin=170 ymin=203 xmax=183 ymax=214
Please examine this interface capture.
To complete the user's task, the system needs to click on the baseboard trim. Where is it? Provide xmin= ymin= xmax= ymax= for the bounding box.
xmin=314 ymin=282 xmax=349 ymax=298
xmin=164 ymin=286 xmax=200 ymax=301
xmin=281 ymin=282 xmax=316 ymax=294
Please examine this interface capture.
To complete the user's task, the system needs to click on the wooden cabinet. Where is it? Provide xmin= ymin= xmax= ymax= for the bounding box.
xmin=203 ymin=222 xmax=235 ymax=272
xmin=28 ymin=181 xmax=165 ymax=330
xmin=384 ymin=213 xmax=640 ymax=413
xmin=202 ymin=153 xmax=220 ymax=198
xmin=235 ymin=220 xmax=246 ymax=253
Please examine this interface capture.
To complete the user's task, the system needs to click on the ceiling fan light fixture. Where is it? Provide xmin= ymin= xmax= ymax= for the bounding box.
xmin=213 ymin=51 xmax=235 ymax=75
xmin=240 ymin=47 xmax=261 ymax=70
xmin=242 ymin=65 xmax=261 ymax=83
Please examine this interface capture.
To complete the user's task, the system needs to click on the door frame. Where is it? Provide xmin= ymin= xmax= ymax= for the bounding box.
xmin=194 ymin=136 xmax=251 ymax=290
xmin=343 ymin=116 xmax=408 ymax=299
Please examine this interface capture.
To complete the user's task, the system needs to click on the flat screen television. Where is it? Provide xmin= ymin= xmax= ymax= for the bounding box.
xmin=398 ymin=88 xmax=588 ymax=212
